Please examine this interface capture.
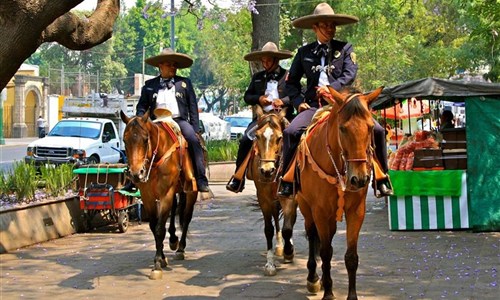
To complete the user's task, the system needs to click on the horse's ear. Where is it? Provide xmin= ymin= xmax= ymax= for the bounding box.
xmin=255 ymin=104 xmax=265 ymax=118
xmin=143 ymin=110 xmax=150 ymax=121
xmin=364 ymin=86 xmax=384 ymax=106
xmin=120 ymin=110 xmax=130 ymax=124
xmin=279 ymin=107 xmax=287 ymax=119
xmin=326 ymin=86 xmax=345 ymax=107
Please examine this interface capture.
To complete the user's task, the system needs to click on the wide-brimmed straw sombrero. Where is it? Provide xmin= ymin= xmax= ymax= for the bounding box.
xmin=145 ymin=48 xmax=193 ymax=68
xmin=244 ymin=42 xmax=293 ymax=61
xmin=292 ymin=2 xmax=359 ymax=29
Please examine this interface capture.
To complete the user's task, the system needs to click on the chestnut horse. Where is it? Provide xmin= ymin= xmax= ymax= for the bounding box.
xmin=295 ymin=86 xmax=383 ymax=300
xmin=120 ymin=110 xmax=198 ymax=280
xmin=247 ymin=105 xmax=298 ymax=276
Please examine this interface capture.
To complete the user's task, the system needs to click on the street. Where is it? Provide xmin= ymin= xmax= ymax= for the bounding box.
xmin=1 ymin=183 xmax=498 ymax=300
xmin=0 ymin=144 xmax=27 ymax=172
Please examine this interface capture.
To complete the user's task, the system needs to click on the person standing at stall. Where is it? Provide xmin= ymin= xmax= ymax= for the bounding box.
xmin=226 ymin=42 xmax=294 ymax=193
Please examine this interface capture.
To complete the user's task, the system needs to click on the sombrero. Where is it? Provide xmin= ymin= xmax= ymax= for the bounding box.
xmin=292 ymin=2 xmax=359 ymax=29
xmin=153 ymin=107 xmax=173 ymax=119
xmin=244 ymin=42 xmax=293 ymax=61
xmin=145 ymin=48 xmax=193 ymax=68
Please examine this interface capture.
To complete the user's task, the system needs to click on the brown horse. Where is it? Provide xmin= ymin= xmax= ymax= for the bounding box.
xmin=247 ymin=105 xmax=298 ymax=276
xmin=295 ymin=86 xmax=383 ymax=300
xmin=120 ymin=110 xmax=198 ymax=280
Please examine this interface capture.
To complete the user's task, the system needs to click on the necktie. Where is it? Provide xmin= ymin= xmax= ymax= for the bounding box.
xmin=160 ymin=78 xmax=174 ymax=89
xmin=313 ymin=43 xmax=329 ymax=57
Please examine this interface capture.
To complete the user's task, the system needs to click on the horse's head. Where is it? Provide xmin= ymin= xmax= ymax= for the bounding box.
xmin=253 ymin=105 xmax=288 ymax=181
xmin=324 ymin=86 xmax=383 ymax=191
xmin=120 ymin=110 xmax=153 ymax=183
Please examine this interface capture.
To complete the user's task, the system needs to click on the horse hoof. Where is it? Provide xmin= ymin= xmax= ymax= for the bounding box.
xmin=160 ymin=257 xmax=168 ymax=268
xmin=264 ymin=264 xmax=277 ymax=276
xmin=307 ymin=279 xmax=321 ymax=294
xmin=169 ymin=240 xmax=179 ymax=251
xmin=149 ymin=270 xmax=163 ymax=280
xmin=174 ymin=251 xmax=185 ymax=260
xmin=275 ymin=246 xmax=284 ymax=257
xmin=283 ymin=251 xmax=295 ymax=263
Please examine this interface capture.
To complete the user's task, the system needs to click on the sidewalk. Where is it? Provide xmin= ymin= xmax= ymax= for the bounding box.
xmin=0 ymin=137 xmax=38 ymax=147
xmin=1 ymin=183 xmax=499 ymax=299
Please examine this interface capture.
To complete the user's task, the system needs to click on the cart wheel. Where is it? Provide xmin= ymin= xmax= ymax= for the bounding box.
xmin=118 ymin=211 xmax=129 ymax=233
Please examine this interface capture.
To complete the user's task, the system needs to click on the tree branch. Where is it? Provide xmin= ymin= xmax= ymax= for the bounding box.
xmin=41 ymin=0 xmax=120 ymax=50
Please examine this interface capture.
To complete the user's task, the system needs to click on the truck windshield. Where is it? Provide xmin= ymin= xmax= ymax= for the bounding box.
xmin=48 ymin=120 xmax=102 ymax=139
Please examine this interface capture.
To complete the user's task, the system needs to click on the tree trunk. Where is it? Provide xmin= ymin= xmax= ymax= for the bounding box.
xmin=0 ymin=0 xmax=120 ymax=90
xmin=250 ymin=0 xmax=280 ymax=74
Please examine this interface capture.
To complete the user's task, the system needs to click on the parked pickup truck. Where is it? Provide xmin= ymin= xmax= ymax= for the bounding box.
xmin=25 ymin=117 xmax=122 ymax=166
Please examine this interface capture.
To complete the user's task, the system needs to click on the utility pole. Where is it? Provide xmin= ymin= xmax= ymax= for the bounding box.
xmin=170 ymin=0 xmax=175 ymax=50
xmin=142 ymin=46 xmax=145 ymax=87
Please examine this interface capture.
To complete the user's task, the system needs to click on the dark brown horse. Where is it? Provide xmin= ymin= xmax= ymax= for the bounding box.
xmin=247 ymin=105 xmax=298 ymax=276
xmin=120 ymin=110 xmax=198 ymax=280
xmin=295 ymin=86 xmax=383 ymax=299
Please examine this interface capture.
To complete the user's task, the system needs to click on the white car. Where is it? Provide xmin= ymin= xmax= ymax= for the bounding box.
xmin=25 ymin=117 xmax=122 ymax=166
xmin=224 ymin=115 xmax=253 ymax=140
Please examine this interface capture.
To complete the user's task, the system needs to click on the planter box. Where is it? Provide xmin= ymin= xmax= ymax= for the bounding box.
xmin=0 ymin=196 xmax=83 ymax=253
xmin=207 ymin=161 xmax=234 ymax=182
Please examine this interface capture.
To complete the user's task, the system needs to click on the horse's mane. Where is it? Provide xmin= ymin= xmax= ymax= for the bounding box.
xmin=338 ymin=87 xmax=371 ymax=119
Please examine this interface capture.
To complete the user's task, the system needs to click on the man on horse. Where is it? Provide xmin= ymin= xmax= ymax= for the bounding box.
xmin=226 ymin=42 xmax=294 ymax=193
xmin=135 ymin=48 xmax=209 ymax=193
xmin=278 ymin=2 xmax=393 ymax=197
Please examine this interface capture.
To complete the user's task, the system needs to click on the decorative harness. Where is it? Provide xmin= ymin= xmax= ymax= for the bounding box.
xmin=297 ymin=93 xmax=374 ymax=221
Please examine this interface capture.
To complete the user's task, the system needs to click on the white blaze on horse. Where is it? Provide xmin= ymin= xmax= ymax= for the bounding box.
xmin=246 ymin=105 xmax=298 ymax=276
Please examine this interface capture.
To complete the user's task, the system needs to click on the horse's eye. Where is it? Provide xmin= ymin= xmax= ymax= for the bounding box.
xmin=339 ymin=125 xmax=347 ymax=133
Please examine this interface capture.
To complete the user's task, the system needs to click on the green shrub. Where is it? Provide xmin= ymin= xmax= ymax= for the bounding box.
xmin=0 ymin=171 xmax=15 ymax=196
xmin=39 ymin=164 xmax=76 ymax=197
xmin=206 ymin=140 xmax=239 ymax=162
xmin=11 ymin=161 xmax=38 ymax=202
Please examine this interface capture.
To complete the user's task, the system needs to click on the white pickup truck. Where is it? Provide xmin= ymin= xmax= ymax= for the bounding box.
xmin=25 ymin=117 xmax=122 ymax=166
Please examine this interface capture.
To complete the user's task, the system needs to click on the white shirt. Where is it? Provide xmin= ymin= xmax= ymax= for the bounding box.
xmin=156 ymin=85 xmax=180 ymax=118
xmin=263 ymin=80 xmax=279 ymax=112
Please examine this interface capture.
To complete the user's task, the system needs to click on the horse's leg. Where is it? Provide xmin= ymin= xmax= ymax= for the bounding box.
xmin=316 ymin=218 xmax=337 ymax=300
xmin=298 ymin=194 xmax=321 ymax=293
xmin=148 ymin=197 xmax=172 ymax=280
xmin=344 ymin=200 xmax=366 ymax=300
xmin=175 ymin=191 xmax=196 ymax=260
xmin=281 ymin=197 xmax=298 ymax=263
xmin=259 ymin=191 xmax=277 ymax=276
xmin=273 ymin=200 xmax=284 ymax=257
xmin=168 ymin=194 xmax=179 ymax=251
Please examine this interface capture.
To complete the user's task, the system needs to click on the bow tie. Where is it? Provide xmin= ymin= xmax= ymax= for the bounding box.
xmin=159 ymin=78 xmax=174 ymax=89
xmin=265 ymin=72 xmax=279 ymax=81
xmin=313 ymin=43 xmax=329 ymax=57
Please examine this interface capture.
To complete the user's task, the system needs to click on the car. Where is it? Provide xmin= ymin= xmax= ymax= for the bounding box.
xmin=25 ymin=117 xmax=122 ymax=166
xmin=224 ymin=115 xmax=253 ymax=140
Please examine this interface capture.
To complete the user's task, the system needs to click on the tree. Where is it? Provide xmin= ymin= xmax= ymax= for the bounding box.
xmin=0 ymin=0 xmax=121 ymax=90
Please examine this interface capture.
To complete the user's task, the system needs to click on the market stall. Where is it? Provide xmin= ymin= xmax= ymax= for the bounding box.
xmin=372 ymin=77 xmax=500 ymax=231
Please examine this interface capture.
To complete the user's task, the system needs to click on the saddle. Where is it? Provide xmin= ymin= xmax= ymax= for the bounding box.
xmin=153 ymin=112 xmax=197 ymax=192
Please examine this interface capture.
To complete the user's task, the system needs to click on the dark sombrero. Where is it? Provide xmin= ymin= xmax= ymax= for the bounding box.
xmin=292 ymin=2 xmax=359 ymax=29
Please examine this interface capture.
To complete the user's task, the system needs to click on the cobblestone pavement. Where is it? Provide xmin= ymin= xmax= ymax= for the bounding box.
xmin=1 ymin=182 xmax=498 ymax=299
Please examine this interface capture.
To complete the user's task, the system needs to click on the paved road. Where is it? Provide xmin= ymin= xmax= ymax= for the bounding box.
xmin=1 ymin=183 xmax=498 ymax=299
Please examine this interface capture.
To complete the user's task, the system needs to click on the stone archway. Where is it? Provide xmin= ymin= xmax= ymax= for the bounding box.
xmin=24 ymin=86 xmax=41 ymax=137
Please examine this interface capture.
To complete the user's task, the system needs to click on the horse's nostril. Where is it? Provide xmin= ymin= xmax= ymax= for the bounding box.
xmin=351 ymin=176 xmax=359 ymax=186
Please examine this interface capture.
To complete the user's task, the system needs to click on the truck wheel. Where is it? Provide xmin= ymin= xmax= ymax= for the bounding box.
xmin=118 ymin=211 xmax=129 ymax=233
xmin=87 ymin=155 xmax=99 ymax=164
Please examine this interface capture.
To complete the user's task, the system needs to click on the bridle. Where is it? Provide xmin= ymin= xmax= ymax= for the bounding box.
xmin=325 ymin=93 xmax=374 ymax=191
xmin=254 ymin=112 xmax=286 ymax=181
